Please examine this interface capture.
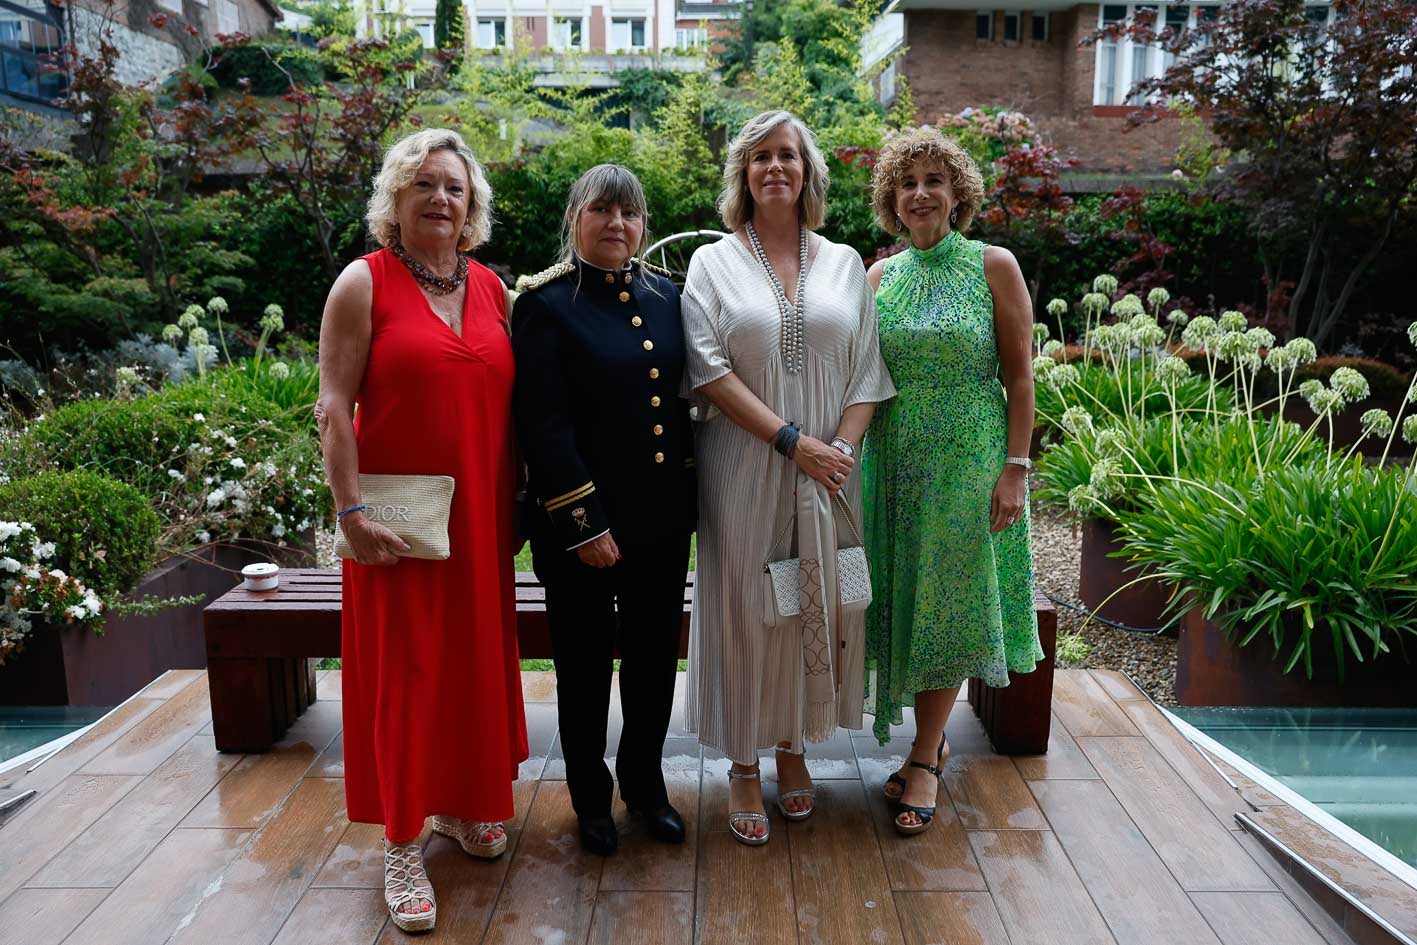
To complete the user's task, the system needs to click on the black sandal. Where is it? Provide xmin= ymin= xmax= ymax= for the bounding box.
xmin=883 ymin=730 xmax=945 ymax=803
xmin=893 ymin=735 xmax=948 ymax=837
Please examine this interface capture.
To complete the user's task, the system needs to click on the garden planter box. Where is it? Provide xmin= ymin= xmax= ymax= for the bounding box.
xmin=1 ymin=538 xmax=314 ymax=707
xmin=1175 ymin=608 xmax=1417 ymax=707
xmin=1077 ymin=517 xmax=1175 ymax=632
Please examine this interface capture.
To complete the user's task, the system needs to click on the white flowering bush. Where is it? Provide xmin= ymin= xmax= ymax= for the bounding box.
xmin=0 ymin=521 xmax=105 ymax=665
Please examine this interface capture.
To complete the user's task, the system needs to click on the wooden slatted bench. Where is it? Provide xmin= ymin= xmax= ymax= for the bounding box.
xmin=204 ymin=570 xmax=1054 ymax=755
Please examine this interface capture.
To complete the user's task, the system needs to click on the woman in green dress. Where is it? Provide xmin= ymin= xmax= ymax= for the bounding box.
xmin=862 ymin=125 xmax=1044 ymax=836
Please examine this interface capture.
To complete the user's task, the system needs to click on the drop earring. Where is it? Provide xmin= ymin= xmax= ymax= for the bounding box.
xmin=949 ymin=207 xmax=959 ymax=226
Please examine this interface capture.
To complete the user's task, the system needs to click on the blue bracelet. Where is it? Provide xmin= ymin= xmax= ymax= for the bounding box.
xmin=336 ymin=503 xmax=367 ymax=521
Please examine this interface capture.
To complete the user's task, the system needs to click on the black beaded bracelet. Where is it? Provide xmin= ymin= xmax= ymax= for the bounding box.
xmin=773 ymin=422 xmax=802 ymax=459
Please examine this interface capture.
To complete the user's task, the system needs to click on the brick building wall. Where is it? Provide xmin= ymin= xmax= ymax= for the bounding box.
xmin=900 ymin=4 xmax=1182 ymax=175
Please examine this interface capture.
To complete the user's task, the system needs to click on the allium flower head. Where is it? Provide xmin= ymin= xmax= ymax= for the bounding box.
xmin=1306 ymin=387 xmax=1344 ymax=416
xmin=1299 ymin=378 xmax=1325 ymax=400
xmin=1147 ymin=287 xmax=1170 ymax=310
xmin=187 ymin=326 xmax=210 ymax=346
xmin=1283 ymin=337 xmax=1317 ymax=366
xmin=1061 ymin=406 xmax=1093 ymax=434
xmin=207 ymin=296 xmax=229 ymax=316
xmin=1032 ymin=355 xmax=1056 ymax=379
xmin=1092 ymin=274 xmax=1119 ymax=296
xmin=1111 ymin=294 xmax=1145 ymax=318
xmin=1166 ymin=309 xmax=1189 ymax=327
xmin=1329 ymin=367 xmax=1370 ymax=402
xmin=1265 ymin=345 xmax=1297 ymax=373
xmin=269 ymin=361 xmax=290 ymax=380
xmin=178 ymin=307 xmax=202 ymax=330
xmin=260 ymin=304 xmax=285 ymax=333
xmin=1032 ymin=323 xmax=1050 ymax=345
xmin=1181 ymin=316 xmax=1218 ymax=350
xmin=1047 ymin=363 xmax=1081 ymax=390
xmin=1360 ymin=409 xmax=1394 ymax=439
xmin=1153 ymin=355 xmax=1191 ymax=383
xmin=1081 ymin=292 xmax=1110 ymax=317
xmin=1215 ymin=330 xmax=1256 ymax=363
xmin=1046 ymin=298 xmax=1068 ymax=318
xmin=1403 ymin=415 xmax=1417 ymax=445
xmin=1042 ymin=339 xmax=1065 ymax=358
xmin=1218 ymin=310 xmax=1247 ymax=332
xmin=162 ymin=324 xmax=183 ymax=344
xmin=1245 ymin=327 xmax=1276 ymax=351
xmin=1129 ymin=314 xmax=1166 ymax=348
xmin=1095 ymin=428 xmax=1126 ymax=457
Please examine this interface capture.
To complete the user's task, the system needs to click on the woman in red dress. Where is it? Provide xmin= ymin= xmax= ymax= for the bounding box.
xmin=316 ymin=128 xmax=528 ymax=934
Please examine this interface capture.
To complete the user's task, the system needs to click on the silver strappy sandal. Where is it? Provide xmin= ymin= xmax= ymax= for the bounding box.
xmin=432 ymin=815 xmax=508 ymax=859
xmin=384 ymin=838 xmax=436 ymax=933
xmin=727 ymin=765 xmax=770 ymax=846
xmin=774 ymin=748 xmax=816 ymax=821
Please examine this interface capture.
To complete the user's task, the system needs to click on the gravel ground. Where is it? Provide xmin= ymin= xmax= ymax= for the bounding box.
xmin=319 ymin=489 xmax=1180 ymax=704
xmin=1029 ymin=481 xmax=1178 ymax=706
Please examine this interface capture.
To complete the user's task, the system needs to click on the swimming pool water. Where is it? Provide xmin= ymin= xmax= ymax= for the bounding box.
xmin=0 ymin=706 xmax=113 ymax=766
xmin=1172 ymin=706 xmax=1417 ymax=868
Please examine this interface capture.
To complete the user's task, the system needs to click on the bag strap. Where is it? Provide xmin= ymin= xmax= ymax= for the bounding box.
xmin=767 ymin=483 xmax=865 ymax=554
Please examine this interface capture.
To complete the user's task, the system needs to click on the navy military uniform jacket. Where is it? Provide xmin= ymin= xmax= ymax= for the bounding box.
xmin=511 ymin=256 xmax=696 ymax=551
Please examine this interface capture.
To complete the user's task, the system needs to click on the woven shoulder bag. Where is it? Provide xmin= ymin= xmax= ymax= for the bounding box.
xmin=333 ymin=474 xmax=456 ymax=561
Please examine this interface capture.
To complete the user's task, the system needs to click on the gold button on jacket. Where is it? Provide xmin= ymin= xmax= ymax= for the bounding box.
xmin=643 ymin=340 xmax=654 ymax=351
xmin=649 ymin=368 xmax=660 ymax=379
xmin=653 ymin=424 xmax=664 ymax=435
xmin=654 ymin=452 xmax=665 ymax=463
xmin=650 ymin=396 xmax=661 ymax=407
xmin=631 ymin=316 xmax=643 ymax=327
xmin=619 ymin=291 xmax=631 ymax=302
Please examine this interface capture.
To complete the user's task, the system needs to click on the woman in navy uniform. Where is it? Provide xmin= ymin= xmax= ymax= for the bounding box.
xmin=511 ymin=164 xmax=696 ymax=857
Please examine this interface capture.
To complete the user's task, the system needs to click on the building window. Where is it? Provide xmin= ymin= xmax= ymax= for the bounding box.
xmin=878 ymin=58 xmax=897 ymax=105
xmin=0 ymin=0 xmax=65 ymax=103
xmin=611 ymin=17 xmax=646 ymax=50
xmin=477 ymin=18 xmax=506 ymax=48
xmin=675 ymin=27 xmax=707 ymax=49
xmin=217 ymin=0 xmax=241 ymax=34
xmin=1031 ymin=12 xmax=1049 ymax=41
xmin=551 ymin=16 xmax=583 ymax=50
xmin=1003 ymin=11 xmax=1020 ymax=42
xmin=976 ymin=10 xmax=993 ymax=40
xmin=415 ymin=20 xmax=434 ymax=48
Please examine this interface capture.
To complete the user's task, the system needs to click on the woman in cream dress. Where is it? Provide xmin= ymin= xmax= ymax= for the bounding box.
xmin=682 ymin=110 xmax=895 ymax=846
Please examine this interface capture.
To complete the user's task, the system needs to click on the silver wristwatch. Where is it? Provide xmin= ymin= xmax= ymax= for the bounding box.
xmin=1005 ymin=456 xmax=1032 ymax=470
xmin=830 ymin=437 xmax=855 ymax=457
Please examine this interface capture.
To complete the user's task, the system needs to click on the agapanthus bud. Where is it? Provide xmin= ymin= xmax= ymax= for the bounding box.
xmin=1403 ymin=415 xmax=1417 ymax=445
xmin=1360 ymin=409 xmax=1393 ymax=438
xmin=1181 ymin=316 xmax=1218 ymax=350
xmin=1061 ymin=406 xmax=1093 ymax=434
xmin=1215 ymin=330 xmax=1254 ymax=363
xmin=1147 ymin=287 xmax=1170 ymax=309
xmin=1067 ymin=484 xmax=1104 ymax=516
xmin=1089 ymin=457 xmax=1125 ymax=498
xmin=1218 ymin=310 xmax=1247 ymax=332
xmin=269 ymin=361 xmax=291 ymax=380
xmin=1048 ymin=363 xmax=1081 ymax=389
xmin=1129 ymin=314 xmax=1166 ymax=348
xmin=187 ymin=326 xmax=210 ymax=346
xmin=1032 ymin=355 xmax=1056 ymax=378
xmin=1245 ymin=327 xmax=1275 ymax=350
xmin=1284 ymin=337 xmax=1317 ymax=366
xmin=1299 ymin=379 xmax=1325 ymax=400
xmin=1095 ymin=428 xmax=1125 ymax=457
xmin=1046 ymin=298 xmax=1068 ymax=318
xmin=207 ymin=296 xmax=229 ymax=316
xmin=1032 ymin=323 xmax=1050 ymax=344
xmin=115 ymin=366 xmax=139 ymax=386
xmin=1407 ymin=322 xmax=1417 ymax=348
xmin=1306 ymin=387 xmax=1344 ymax=416
xmin=1093 ymin=274 xmax=1119 ymax=296
xmin=1153 ymin=355 xmax=1191 ymax=383
xmin=1329 ymin=366 xmax=1370 ymax=402
xmin=178 ymin=306 xmax=202 ymax=330
xmin=162 ymin=324 xmax=183 ymax=343
xmin=1111 ymin=294 xmax=1145 ymax=318
xmin=260 ymin=304 xmax=285 ymax=333
xmin=1081 ymin=292 xmax=1110 ymax=317
xmin=1042 ymin=340 xmax=1065 ymax=358
xmin=1166 ymin=309 xmax=1189 ymax=327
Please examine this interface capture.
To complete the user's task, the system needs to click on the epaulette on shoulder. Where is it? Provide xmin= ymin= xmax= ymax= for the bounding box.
xmin=515 ymin=262 xmax=575 ymax=293
xmin=634 ymin=257 xmax=673 ymax=278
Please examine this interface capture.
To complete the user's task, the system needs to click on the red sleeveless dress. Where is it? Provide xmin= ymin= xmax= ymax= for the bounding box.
xmin=342 ymin=249 xmax=528 ymax=842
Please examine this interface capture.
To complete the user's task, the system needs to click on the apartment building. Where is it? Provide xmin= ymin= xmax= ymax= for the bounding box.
xmin=874 ymin=0 xmax=1333 ymax=180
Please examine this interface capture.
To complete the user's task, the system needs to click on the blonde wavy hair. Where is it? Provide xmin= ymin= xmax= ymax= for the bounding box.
xmin=870 ymin=125 xmax=985 ymax=236
xmin=718 ymin=110 xmax=830 ymax=231
xmin=366 ymin=128 xmax=494 ymax=252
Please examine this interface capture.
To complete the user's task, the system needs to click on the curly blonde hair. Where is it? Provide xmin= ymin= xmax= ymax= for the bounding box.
xmin=366 ymin=128 xmax=494 ymax=252
xmin=718 ymin=110 xmax=830 ymax=231
xmin=870 ymin=125 xmax=985 ymax=236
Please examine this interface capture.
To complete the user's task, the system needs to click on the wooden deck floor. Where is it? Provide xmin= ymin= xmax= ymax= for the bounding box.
xmin=0 ymin=668 xmax=1367 ymax=945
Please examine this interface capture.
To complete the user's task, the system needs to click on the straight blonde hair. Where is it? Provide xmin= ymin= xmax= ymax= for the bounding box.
xmin=718 ymin=110 xmax=829 ymax=232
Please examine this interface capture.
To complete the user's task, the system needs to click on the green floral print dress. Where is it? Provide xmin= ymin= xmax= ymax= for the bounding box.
xmin=862 ymin=229 xmax=1043 ymax=744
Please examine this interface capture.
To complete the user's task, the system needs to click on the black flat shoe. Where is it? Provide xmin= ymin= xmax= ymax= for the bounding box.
xmin=578 ymin=815 xmax=619 ymax=856
xmin=629 ymin=803 xmax=685 ymax=845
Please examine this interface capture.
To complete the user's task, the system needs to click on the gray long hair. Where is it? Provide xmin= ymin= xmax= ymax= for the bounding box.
xmin=558 ymin=163 xmax=653 ymax=264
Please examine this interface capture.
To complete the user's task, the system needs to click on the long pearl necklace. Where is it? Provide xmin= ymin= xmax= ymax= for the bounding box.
xmin=746 ymin=221 xmax=808 ymax=375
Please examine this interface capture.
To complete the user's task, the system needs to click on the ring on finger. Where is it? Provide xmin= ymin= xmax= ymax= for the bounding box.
xmin=832 ymin=472 xmax=844 ymax=483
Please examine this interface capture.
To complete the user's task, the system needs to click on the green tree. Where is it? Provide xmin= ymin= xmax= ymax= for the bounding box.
xmin=433 ymin=0 xmax=463 ymax=54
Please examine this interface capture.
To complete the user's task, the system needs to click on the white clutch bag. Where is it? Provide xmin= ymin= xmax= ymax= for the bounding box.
xmin=334 ymin=474 xmax=455 ymax=561
xmin=763 ymin=492 xmax=872 ymax=621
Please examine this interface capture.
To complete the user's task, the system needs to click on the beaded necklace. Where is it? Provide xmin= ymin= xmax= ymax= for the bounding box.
xmin=745 ymin=221 xmax=809 ymax=375
xmin=390 ymin=239 xmax=469 ymax=294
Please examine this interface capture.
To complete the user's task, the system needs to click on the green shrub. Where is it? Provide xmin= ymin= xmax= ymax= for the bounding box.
xmin=210 ymin=43 xmax=324 ymax=95
xmin=0 ymin=471 xmax=160 ymax=596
